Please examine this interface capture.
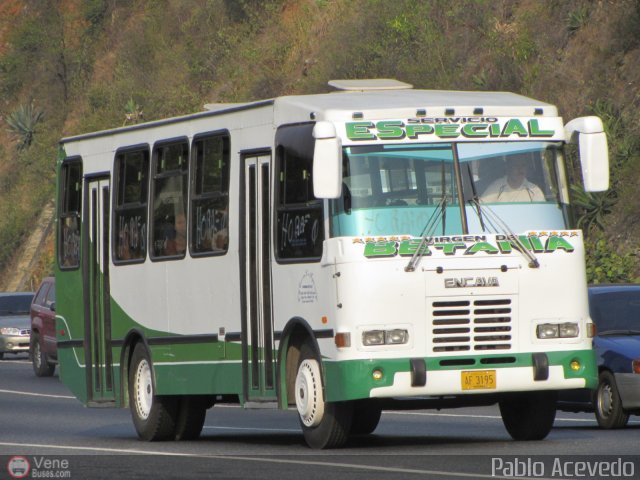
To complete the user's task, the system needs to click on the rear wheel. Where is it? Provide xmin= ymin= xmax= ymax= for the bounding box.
xmin=129 ymin=343 xmax=177 ymax=441
xmin=499 ymin=391 xmax=557 ymax=441
xmin=295 ymin=343 xmax=352 ymax=449
xmin=31 ymin=334 xmax=55 ymax=377
xmin=175 ymin=396 xmax=211 ymax=440
xmin=595 ymin=371 xmax=629 ymax=429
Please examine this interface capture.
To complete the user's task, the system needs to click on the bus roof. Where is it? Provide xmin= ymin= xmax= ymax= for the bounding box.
xmin=274 ymin=88 xmax=557 ymax=122
xmin=60 ymin=80 xmax=557 ymax=144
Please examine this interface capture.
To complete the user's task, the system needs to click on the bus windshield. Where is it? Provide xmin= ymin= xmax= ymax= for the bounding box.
xmin=329 ymin=141 xmax=570 ymax=238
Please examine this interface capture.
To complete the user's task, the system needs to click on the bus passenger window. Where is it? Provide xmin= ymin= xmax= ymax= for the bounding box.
xmin=275 ymin=123 xmax=324 ymax=261
xmin=151 ymin=140 xmax=189 ymax=259
xmin=58 ymin=159 xmax=82 ymax=269
xmin=190 ymin=133 xmax=230 ymax=255
xmin=113 ymin=148 xmax=150 ymax=263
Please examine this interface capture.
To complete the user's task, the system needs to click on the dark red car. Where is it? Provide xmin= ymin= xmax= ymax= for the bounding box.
xmin=29 ymin=277 xmax=57 ymax=376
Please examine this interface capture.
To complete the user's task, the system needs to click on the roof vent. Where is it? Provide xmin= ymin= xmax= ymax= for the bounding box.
xmin=328 ymin=79 xmax=413 ymax=91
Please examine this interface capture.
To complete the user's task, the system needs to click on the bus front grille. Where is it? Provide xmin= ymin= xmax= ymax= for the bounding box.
xmin=431 ymin=298 xmax=512 ymax=353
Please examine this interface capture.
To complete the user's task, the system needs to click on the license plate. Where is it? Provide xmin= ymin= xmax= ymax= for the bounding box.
xmin=461 ymin=370 xmax=496 ymax=390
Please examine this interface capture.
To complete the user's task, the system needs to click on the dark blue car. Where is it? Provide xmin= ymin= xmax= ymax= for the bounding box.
xmin=557 ymin=284 xmax=640 ymax=428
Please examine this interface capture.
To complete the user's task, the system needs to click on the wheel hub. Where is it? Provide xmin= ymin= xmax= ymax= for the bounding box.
xmin=134 ymin=359 xmax=153 ymax=420
xmin=598 ymin=383 xmax=613 ymax=418
xmin=295 ymin=358 xmax=324 ymax=427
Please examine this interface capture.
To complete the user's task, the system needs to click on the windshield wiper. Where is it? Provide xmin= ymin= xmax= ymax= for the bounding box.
xmin=467 ymin=164 xmax=486 ymax=231
xmin=469 ymin=198 xmax=540 ymax=269
xmin=405 ymin=195 xmax=448 ymax=272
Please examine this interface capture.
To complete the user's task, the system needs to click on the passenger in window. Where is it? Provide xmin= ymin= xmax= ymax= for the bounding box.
xmin=117 ymin=227 xmax=132 ymax=260
xmin=61 ymin=216 xmax=80 ymax=266
xmin=481 ymin=156 xmax=545 ymax=203
xmin=212 ymin=206 xmax=228 ymax=250
xmin=165 ymin=211 xmax=187 ymax=255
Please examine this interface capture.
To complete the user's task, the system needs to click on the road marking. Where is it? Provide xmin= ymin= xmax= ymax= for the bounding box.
xmin=0 ymin=389 xmax=75 ymax=400
xmin=0 ymin=442 xmax=544 ymax=479
xmin=1 ymin=387 xmax=637 ymax=425
xmin=3 ymin=387 xmax=635 ymax=425
xmin=383 ymin=410 xmax=603 ymax=423
xmin=204 ymin=425 xmax=300 ymax=433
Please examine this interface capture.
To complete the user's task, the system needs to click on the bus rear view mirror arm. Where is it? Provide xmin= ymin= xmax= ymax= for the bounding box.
xmin=565 ymin=116 xmax=609 ymax=192
xmin=312 ymin=121 xmax=343 ymax=199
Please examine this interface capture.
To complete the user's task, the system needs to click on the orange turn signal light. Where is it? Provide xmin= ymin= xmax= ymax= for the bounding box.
xmin=335 ymin=332 xmax=351 ymax=348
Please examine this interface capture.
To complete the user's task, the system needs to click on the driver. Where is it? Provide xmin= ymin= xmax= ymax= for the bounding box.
xmin=481 ymin=156 xmax=545 ymax=202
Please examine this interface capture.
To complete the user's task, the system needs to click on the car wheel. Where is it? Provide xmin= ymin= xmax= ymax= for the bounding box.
xmin=129 ymin=342 xmax=178 ymax=441
xmin=31 ymin=334 xmax=55 ymax=377
xmin=595 ymin=371 xmax=629 ymax=429
xmin=499 ymin=391 xmax=557 ymax=441
xmin=295 ymin=342 xmax=353 ymax=449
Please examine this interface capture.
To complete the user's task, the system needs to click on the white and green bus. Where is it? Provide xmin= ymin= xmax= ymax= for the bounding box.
xmin=55 ymin=79 xmax=609 ymax=448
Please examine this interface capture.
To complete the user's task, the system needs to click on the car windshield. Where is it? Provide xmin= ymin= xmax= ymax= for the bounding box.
xmin=329 ymin=141 xmax=570 ymax=237
xmin=590 ymin=290 xmax=640 ymax=334
xmin=0 ymin=295 xmax=33 ymax=315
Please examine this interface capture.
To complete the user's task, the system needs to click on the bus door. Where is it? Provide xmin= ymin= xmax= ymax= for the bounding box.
xmin=242 ymin=153 xmax=276 ymax=403
xmin=83 ymin=176 xmax=115 ymax=405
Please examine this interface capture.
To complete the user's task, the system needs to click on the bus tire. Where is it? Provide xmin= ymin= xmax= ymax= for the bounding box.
xmin=499 ymin=391 xmax=557 ymax=441
xmin=295 ymin=343 xmax=352 ymax=449
xmin=595 ymin=371 xmax=629 ymax=429
xmin=31 ymin=334 xmax=55 ymax=377
xmin=129 ymin=343 xmax=177 ymax=441
xmin=350 ymin=399 xmax=382 ymax=435
xmin=175 ymin=396 xmax=209 ymax=440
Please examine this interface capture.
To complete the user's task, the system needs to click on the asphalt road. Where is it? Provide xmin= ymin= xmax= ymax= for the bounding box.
xmin=1 ymin=354 xmax=639 ymax=480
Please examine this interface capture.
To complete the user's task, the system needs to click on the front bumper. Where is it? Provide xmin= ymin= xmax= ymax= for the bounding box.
xmin=324 ymin=349 xmax=597 ymax=402
xmin=0 ymin=334 xmax=31 ymax=354
xmin=615 ymin=372 xmax=640 ymax=410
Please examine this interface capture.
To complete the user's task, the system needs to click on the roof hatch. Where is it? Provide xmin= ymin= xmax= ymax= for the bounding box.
xmin=328 ymin=79 xmax=413 ymax=91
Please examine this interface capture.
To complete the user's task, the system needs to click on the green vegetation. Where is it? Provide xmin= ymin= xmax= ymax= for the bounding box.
xmin=0 ymin=0 xmax=639 ymax=284
xmin=5 ymin=102 xmax=44 ymax=151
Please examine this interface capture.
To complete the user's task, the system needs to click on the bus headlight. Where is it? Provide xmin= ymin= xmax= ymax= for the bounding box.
xmin=537 ymin=323 xmax=558 ymax=339
xmin=385 ymin=329 xmax=409 ymax=344
xmin=362 ymin=330 xmax=385 ymax=346
xmin=559 ymin=322 xmax=579 ymax=338
xmin=536 ymin=322 xmax=579 ymax=339
xmin=362 ymin=329 xmax=409 ymax=346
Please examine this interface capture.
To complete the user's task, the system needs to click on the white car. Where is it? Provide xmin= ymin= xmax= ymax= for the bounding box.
xmin=0 ymin=292 xmax=34 ymax=360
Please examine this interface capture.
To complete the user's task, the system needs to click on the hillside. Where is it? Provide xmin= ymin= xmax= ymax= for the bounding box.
xmin=0 ymin=0 xmax=639 ymax=288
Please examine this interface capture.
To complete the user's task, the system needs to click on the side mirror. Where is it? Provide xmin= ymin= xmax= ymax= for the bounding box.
xmin=312 ymin=121 xmax=343 ymax=199
xmin=565 ymin=116 xmax=609 ymax=192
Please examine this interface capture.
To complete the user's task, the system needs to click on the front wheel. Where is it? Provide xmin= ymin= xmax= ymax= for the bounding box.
xmin=350 ymin=399 xmax=382 ymax=435
xmin=595 ymin=371 xmax=629 ymax=429
xmin=499 ymin=391 xmax=557 ymax=441
xmin=129 ymin=343 xmax=177 ymax=441
xmin=295 ymin=343 xmax=352 ymax=449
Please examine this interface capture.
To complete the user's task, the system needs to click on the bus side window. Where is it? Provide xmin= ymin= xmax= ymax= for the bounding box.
xmin=190 ymin=132 xmax=230 ymax=256
xmin=150 ymin=140 xmax=189 ymax=259
xmin=113 ymin=148 xmax=150 ymax=263
xmin=58 ymin=159 xmax=82 ymax=269
xmin=275 ymin=123 xmax=324 ymax=262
